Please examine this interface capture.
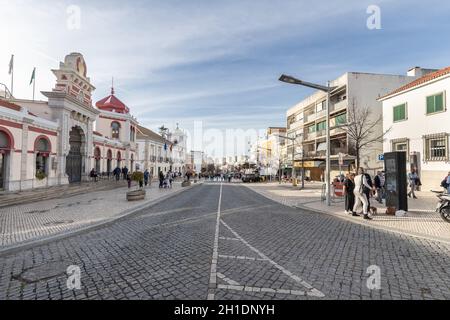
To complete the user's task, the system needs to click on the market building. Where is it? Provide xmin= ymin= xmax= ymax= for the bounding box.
xmin=0 ymin=52 xmax=180 ymax=192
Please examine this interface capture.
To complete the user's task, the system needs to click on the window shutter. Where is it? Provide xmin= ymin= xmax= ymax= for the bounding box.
xmin=436 ymin=93 xmax=444 ymax=112
xmin=427 ymin=96 xmax=434 ymax=114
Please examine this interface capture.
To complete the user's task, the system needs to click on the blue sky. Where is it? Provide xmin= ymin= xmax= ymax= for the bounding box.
xmin=1 ymin=0 xmax=450 ymax=139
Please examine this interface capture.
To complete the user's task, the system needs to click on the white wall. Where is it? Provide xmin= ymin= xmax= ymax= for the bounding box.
xmin=383 ymin=75 xmax=450 ymax=189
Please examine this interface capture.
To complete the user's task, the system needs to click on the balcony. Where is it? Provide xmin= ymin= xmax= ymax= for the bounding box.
xmin=330 ymin=127 xmax=346 ymax=136
xmin=315 ymin=110 xmax=326 ymax=120
xmin=304 ymin=113 xmax=316 ymax=123
xmin=331 ymin=99 xmax=347 ymax=113
xmin=289 ymin=120 xmax=304 ymax=131
xmin=316 ymin=130 xmax=326 ymax=138
xmin=304 ymin=131 xmax=316 ymax=141
xmin=331 ymin=147 xmax=347 ymax=156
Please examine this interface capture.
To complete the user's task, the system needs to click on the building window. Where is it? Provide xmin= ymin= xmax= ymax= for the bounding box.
xmin=334 ymin=113 xmax=347 ymax=125
xmin=0 ymin=131 xmax=9 ymax=149
xmin=424 ymin=133 xmax=448 ymax=161
xmin=393 ymin=103 xmax=407 ymax=122
xmin=316 ymin=101 xmax=326 ymax=112
xmin=426 ymin=92 xmax=445 ymax=115
xmin=316 ymin=121 xmax=326 ymax=131
xmin=391 ymin=138 xmax=409 ymax=155
xmin=307 ymin=125 xmax=316 ymax=133
xmin=111 ymin=122 xmax=120 ymax=139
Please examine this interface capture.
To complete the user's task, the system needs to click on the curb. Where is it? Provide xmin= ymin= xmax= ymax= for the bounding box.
xmin=0 ymin=182 xmax=203 ymax=257
xmin=242 ymin=185 xmax=450 ymax=246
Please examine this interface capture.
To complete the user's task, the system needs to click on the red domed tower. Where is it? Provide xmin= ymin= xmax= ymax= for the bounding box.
xmin=95 ymin=86 xmax=129 ymax=114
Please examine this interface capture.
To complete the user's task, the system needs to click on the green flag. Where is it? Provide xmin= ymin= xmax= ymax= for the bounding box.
xmin=29 ymin=67 xmax=36 ymax=85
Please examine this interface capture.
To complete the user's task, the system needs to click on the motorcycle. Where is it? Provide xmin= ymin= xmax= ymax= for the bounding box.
xmin=433 ymin=191 xmax=450 ymax=223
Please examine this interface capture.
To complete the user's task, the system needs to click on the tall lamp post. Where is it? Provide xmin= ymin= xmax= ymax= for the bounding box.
xmin=279 ymin=74 xmax=336 ymax=206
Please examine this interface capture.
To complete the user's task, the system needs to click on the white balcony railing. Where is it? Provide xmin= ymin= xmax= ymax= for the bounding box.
xmin=332 ymin=99 xmax=347 ymax=112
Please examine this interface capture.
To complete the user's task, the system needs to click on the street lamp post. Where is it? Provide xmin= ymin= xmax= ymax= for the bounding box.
xmin=279 ymin=74 xmax=336 ymax=206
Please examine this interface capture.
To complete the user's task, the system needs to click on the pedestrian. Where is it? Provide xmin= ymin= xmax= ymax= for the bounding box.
xmin=374 ymin=171 xmax=384 ymax=204
xmin=126 ymin=172 xmax=131 ymax=189
xmin=122 ymin=166 xmax=129 ymax=180
xmin=90 ymin=168 xmax=98 ymax=182
xmin=344 ymin=173 xmax=358 ymax=216
xmin=363 ymin=171 xmax=374 ymax=207
xmin=353 ymin=167 xmax=373 ymax=220
xmin=159 ymin=170 xmax=164 ymax=188
xmin=113 ymin=166 xmax=121 ymax=182
xmin=144 ymin=169 xmax=150 ymax=187
xmin=407 ymin=168 xmax=419 ymax=199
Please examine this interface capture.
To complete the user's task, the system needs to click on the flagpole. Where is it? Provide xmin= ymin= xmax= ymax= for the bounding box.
xmin=33 ymin=68 xmax=36 ymax=101
xmin=11 ymin=55 xmax=14 ymax=97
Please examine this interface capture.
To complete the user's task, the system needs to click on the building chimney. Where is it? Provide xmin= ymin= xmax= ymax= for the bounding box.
xmin=407 ymin=66 xmax=438 ymax=77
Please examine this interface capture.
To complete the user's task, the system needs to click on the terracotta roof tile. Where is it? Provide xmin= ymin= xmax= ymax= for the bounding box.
xmin=382 ymin=66 xmax=450 ymax=99
xmin=0 ymin=99 xmax=21 ymax=111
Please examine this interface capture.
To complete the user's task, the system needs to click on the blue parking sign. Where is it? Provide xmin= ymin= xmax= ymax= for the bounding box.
xmin=378 ymin=154 xmax=384 ymax=161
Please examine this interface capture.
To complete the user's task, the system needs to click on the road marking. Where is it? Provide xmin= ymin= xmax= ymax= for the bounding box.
xmin=207 ymin=183 xmax=223 ymax=300
xmin=219 ymin=254 xmax=268 ymax=262
xmin=217 ymin=284 xmax=310 ymax=296
xmin=219 ymin=237 xmax=240 ymax=241
xmin=220 ymin=219 xmax=325 ymax=298
xmin=217 ymin=272 xmax=240 ymax=286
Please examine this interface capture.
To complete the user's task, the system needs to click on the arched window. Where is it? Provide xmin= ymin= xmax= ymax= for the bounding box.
xmin=35 ymin=137 xmax=51 ymax=176
xmin=94 ymin=147 xmax=101 ymax=173
xmin=111 ymin=122 xmax=120 ymax=139
xmin=0 ymin=131 xmax=9 ymax=149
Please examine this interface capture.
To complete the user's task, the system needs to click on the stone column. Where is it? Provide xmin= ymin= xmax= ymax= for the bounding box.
xmin=20 ymin=121 xmax=31 ymax=190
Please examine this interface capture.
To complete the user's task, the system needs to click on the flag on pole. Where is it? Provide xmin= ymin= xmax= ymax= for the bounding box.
xmin=8 ymin=55 xmax=14 ymax=75
xmin=29 ymin=67 xmax=36 ymax=85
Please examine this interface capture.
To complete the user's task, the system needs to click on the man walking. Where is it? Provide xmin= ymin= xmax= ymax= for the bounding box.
xmin=159 ymin=170 xmax=164 ymax=188
xmin=344 ymin=173 xmax=358 ymax=216
xmin=122 ymin=166 xmax=129 ymax=180
xmin=113 ymin=166 xmax=121 ymax=182
xmin=144 ymin=169 xmax=150 ymax=187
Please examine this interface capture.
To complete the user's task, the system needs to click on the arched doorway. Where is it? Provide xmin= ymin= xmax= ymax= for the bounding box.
xmin=107 ymin=149 xmax=112 ymax=176
xmin=94 ymin=147 xmax=101 ymax=174
xmin=66 ymin=127 xmax=85 ymax=183
xmin=35 ymin=136 xmax=51 ymax=178
xmin=0 ymin=129 xmax=13 ymax=190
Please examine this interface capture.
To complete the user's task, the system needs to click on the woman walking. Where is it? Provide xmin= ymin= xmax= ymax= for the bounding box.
xmin=408 ymin=168 xmax=419 ymax=199
xmin=353 ymin=167 xmax=373 ymax=220
xmin=344 ymin=173 xmax=358 ymax=216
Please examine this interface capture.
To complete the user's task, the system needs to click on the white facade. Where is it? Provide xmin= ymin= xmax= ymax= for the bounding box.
xmin=286 ymin=71 xmax=419 ymax=180
xmin=380 ymin=67 xmax=450 ymax=190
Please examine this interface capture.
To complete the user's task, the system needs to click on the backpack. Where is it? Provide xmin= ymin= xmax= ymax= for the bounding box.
xmin=441 ymin=178 xmax=449 ymax=189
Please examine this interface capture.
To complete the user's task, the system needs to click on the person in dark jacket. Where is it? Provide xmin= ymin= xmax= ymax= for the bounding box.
xmin=159 ymin=170 xmax=164 ymax=188
xmin=344 ymin=173 xmax=358 ymax=216
xmin=122 ymin=166 xmax=129 ymax=180
xmin=363 ymin=172 xmax=373 ymax=207
xmin=113 ymin=167 xmax=121 ymax=181
xmin=144 ymin=169 xmax=150 ymax=187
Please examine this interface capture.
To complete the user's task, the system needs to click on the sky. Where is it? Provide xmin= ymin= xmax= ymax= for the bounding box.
xmin=1 ymin=0 xmax=450 ymax=157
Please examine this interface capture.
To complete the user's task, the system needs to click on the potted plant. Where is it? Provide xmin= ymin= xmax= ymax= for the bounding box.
xmin=35 ymin=170 xmax=47 ymax=181
xmin=126 ymin=171 xmax=146 ymax=201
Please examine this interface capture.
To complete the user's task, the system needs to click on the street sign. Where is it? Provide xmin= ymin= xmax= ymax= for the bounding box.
xmin=378 ymin=154 xmax=384 ymax=161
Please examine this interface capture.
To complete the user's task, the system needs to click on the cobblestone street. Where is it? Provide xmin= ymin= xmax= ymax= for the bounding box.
xmin=1 ymin=183 xmax=449 ymax=300
xmin=0 ymin=181 xmax=186 ymax=249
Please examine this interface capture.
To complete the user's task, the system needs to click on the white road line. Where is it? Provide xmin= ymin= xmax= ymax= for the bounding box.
xmin=217 ymin=284 xmax=310 ymax=297
xmin=207 ymin=183 xmax=223 ymax=300
xmin=217 ymin=272 xmax=240 ymax=286
xmin=220 ymin=219 xmax=325 ymax=298
xmin=219 ymin=254 xmax=268 ymax=262
xmin=219 ymin=237 xmax=240 ymax=241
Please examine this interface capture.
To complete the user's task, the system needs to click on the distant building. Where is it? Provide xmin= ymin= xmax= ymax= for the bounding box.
xmin=380 ymin=66 xmax=449 ymax=190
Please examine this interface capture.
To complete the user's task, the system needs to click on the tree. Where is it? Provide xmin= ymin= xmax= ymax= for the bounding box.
xmin=342 ymin=101 xmax=390 ymax=169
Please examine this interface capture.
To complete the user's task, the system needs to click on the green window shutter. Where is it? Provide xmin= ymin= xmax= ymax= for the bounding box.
xmin=393 ymin=104 xmax=406 ymax=121
xmin=435 ymin=93 xmax=444 ymax=112
xmin=427 ymin=96 xmax=435 ymax=114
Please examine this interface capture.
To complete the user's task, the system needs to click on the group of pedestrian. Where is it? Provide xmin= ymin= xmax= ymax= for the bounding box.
xmin=343 ymin=167 xmax=423 ymax=220
xmin=159 ymin=170 xmax=178 ymax=188
xmin=343 ymin=168 xmax=386 ymax=220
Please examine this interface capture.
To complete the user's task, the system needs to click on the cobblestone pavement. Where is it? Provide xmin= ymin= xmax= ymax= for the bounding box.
xmin=0 ymin=183 xmax=449 ymax=300
xmin=244 ymin=182 xmax=450 ymax=243
xmin=0 ymin=181 xmax=185 ymax=248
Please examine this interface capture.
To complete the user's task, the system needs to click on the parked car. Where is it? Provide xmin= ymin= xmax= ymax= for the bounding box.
xmin=241 ymin=174 xmax=260 ymax=183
